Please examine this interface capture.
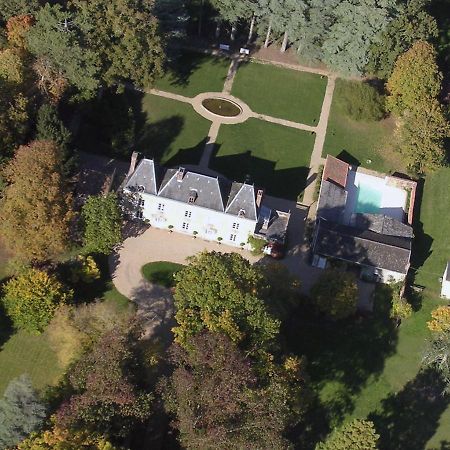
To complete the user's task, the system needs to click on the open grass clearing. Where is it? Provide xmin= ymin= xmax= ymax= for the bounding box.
xmin=142 ymin=261 xmax=185 ymax=288
xmin=212 ymin=118 xmax=314 ymax=200
xmin=323 ymin=79 xmax=400 ymax=174
xmin=231 ymin=62 xmax=327 ymax=126
xmin=155 ymin=50 xmax=230 ymax=97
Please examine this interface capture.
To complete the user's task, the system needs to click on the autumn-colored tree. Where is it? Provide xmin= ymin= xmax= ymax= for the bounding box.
xmin=0 ymin=48 xmax=25 ymax=83
xmin=19 ymin=419 xmax=118 ymax=450
xmin=172 ymin=251 xmax=280 ymax=351
xmin=310 ymin=269 xmax=358 ymax=320
xmin=32 ymin=57 xmax=69 ymax=103
xmin=396 ymin=98 xmax=449 ymax=173
xmin=1 ymin=268 xmax=72 ymax=333
xmin=0 ymin=141 xmax=73 ymax=262
xmin=386 ymin=41 xmax=442 ymax=114
xmin=316 ymin=419 xmax=379 ymax=450
xmin=163 ymin=332 xmax=308 ymax=450
xmin=390 ymin=292 xmax=413 ymax=321
xmin=6 ymin=14 xmax=34 ymax=49
xmin=56 ymin=326 xmax=153 ymax=437
xmin=427 ymin=306 xmax=450 ymax=333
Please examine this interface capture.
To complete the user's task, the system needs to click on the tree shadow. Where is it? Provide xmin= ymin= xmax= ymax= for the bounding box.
xmin=369 ymin=368 xmax=449 ymax=450
xmin=211 ymin=146 xmax=309 ymax=200
xmin=0 ymin=301 xmax=14 ymax=348
xmin=336 ymin=150 xmax=361 ymax=168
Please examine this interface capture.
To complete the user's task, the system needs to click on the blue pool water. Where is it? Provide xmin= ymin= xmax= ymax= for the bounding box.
xmin=355 ymin=183 xmax=382 ymax=214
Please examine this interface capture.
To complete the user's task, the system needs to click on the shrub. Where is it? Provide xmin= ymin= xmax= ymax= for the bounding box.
xmin=247 ymin=235 xmax=266 ymax=255
xmin=310 ymin=270 xmax=358 ymax=320
xmin=336 ymin=79 xmax=385 ymax=121
xmin=390 ymin=292 xmax=413 ymax=321
xmin=2 ymin=269 xmax=72 ymax=333
xmin=69 ymin=255 xmax=101 ymax=284
xmin=427 ymin=306 xmax=450 ymax=333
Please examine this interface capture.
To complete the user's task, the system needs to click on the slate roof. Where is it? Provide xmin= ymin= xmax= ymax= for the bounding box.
xmin=255 ymin=207 xmax=290 ymax=243
xmin=352 ymin=214 xmax=413 ymax=238
xmin=313 ymin=218 xmax=411 ymax=274
xmin=124 ymin=159 xmax=159 ymax=195
xmin=323 ymin=155 xmax=349 ymax=188
xmin=225 ymin=183 xmax=257 ymax=221
xmin=446 ymin=262 xmax=450 ymax=281
xmin=317 ymin=180 xmax=347 ymax=222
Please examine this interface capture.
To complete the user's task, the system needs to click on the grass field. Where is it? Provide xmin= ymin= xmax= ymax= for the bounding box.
xmin=212 ymin=118 xmax=315 ymax=200
xmin=155 ymin=50 xmax=230 ymax=97
xmin=323 ymin=79 xmax=399 ymax=174
xmin=231 ymin=62 xmax=327 ymax=126
xmin=141 ymin=261 xmax=184 ymax=288
xmin=131 ymin=92 xmax=212 ymax=166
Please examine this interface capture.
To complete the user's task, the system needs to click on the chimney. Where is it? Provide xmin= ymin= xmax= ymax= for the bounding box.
xmin=177 ymin=167 xmax=186 ymax=182
xmin=127 ymin=151 xmax=139 ymax=177
xmin=256 ymin=189 xmax=264 ymax=208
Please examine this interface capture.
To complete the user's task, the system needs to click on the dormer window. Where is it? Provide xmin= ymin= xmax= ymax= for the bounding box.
xmin=188 ymin=191 xmax=198 ymax=204
xmin=238 ymin=209 xmax=246 ymax=218
xmin=176 ymin=167 xmax=186 ymax=182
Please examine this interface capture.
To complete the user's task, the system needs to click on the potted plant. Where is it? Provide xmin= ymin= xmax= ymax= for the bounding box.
xmin=217 ymin=236 xmax=223 ymax=245
xmin=168 ymin=225 xmax=174 ymax=233
xmin=240 ymin=242 xmax=245 ymax=250
xmin=193 ymin=231 xmax=198 ymax=239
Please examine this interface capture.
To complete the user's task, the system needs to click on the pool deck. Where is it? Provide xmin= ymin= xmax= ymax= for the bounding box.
xmin=342 ymin=169 xmax=407 ymax=225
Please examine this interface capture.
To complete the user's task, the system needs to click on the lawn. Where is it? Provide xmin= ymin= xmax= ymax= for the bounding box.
xmin=155 ymin=50 xmax=230 ymax=97
xmin=132 ymin=92 xmax=212 ymax=166
xmin=141 ymin=261 xmax=185 ymax=288
xmin=323 ymin=79 xmax=399 ymax=174
xmin=211 ymin=118 xmax=315 ymax=200
xmin=231 ymin=62 xmax=327 ymax=126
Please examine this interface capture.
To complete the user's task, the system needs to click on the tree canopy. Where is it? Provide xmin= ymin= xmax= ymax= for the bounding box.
xmin=0 ymin=141 xmax=73 ymax=262
xmin=172 ymin=251 xmax=280 ymax=351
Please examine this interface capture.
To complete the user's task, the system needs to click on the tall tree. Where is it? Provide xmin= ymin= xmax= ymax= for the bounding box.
xmin=0 ymin=141 xmax=73 ymax=262
xmin=0 ymin=0 xmax=39 ymax=21
xmin=367 ymin=0 xmax=438 ymax=79
xmin=36 ymin=103 xmax=71 ymax=153
xmin=6 ymin=14 xmax=35 ymax=50
xmin=323 ymin=0 xmax=398 ymax=75
xmin=0 ymin=375 xmax=47 ymax=449
xmin=71 ymin=0 xmax=164 ymax=89
xmin=422 ymin=331 xmax=450 ymax=394
xmin=386 ymin=40 xmax=443 ymax=114
xmin=172 ymin=251 xmax=280 ymax=352
xmin=163 ymin=332 xmax=307 ymax=450
xmin=316 ymin=419 xmax=379 ymax=450
xmin=27 ymin=3 xmax=100 ymax=99
xmin=2 ymin=268 xmax=72 ymax=333
xmin=81 ymin=194 xmax=122 ymax=254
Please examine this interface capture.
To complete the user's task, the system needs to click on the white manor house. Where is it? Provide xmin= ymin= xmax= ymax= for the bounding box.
xmin=122 ymin=154 xmax=290 ymax=249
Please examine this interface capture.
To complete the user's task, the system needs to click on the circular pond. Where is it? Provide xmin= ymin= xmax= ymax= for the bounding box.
xmin=201 ymin=98 xmax=242 ymax=117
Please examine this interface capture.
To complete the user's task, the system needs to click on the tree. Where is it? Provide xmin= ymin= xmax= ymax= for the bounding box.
xmin=386 ymin=41 xmax=443 ymax=114
xmin=32 ymin=56 xmax=68 ymax=103
xmin=316 ymin=419 xmax=379 ymax=450
xmin=19 ymin=421 xmax=117 ymax=450
xmin=367 ymin=0 xmax=438 ymax=79
xmin=427 ymin=306 xmax=450 ymax=334
xmin=163 ymin=332 xmax=307 ymax=450
xmin=0 ymin=375 xmax=47 ymax=449
xmin=56 ymin=326 xmax=153 ymax=437
xmin=172 ymin=251 xmax=280 ymax=351
xmin=71 ymin=0 xmax=164 ymax=89
xmin=46 ymin=299 xmax=134 ymax=367
xmin=81 ymin=194 xmax=122 ymax=254
xmin=6 ymin=14 xmax=35 ymax=49
xmin=27 ymin=3 xmax=100 ymax=99
xmin=322 ymin=0 xmax=398 ymax=75
xmin=310 ymin=270 xmax=358 ymax=320
xmin=396 ymin=98 xmax=449 ymax=173
xmin=422 ymin=331 xmax=450 ymax=394
xmin=36 ymin=103 xmax=71 ymax=152
xmin=0 ymin=141 xmax=73 ymax=262
xmin=0 ymin=0 xmax=39 ymax=21
xmin=2 ymin=268 xmax=72 ymax=333
xmin=390 ymin=291 xmax=412 ymax=321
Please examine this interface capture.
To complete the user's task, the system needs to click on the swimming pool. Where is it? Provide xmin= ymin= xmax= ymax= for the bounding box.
xmin=355 ymin=183 xmax=382 ymax=214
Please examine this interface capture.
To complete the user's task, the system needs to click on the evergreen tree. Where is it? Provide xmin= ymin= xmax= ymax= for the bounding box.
xmin=36 ymin=103 xmax=71 ymax=152
xmin=0 ymin=0 xmax=39 ymax=21
xmin=0 ymin=375 xmax=47 ymax=449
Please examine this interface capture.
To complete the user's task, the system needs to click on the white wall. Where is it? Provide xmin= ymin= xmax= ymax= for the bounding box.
xmin=441 ymin=266 xmax=450 ymax=299
xmin=139 ymin=192 xmax=257 ymax=249
xmin=376 ymin=268 xmax=406 ymax=284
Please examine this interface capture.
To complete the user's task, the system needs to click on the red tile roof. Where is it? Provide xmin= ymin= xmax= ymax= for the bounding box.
xmin=323 ymin=155 xmax=349 ymax=188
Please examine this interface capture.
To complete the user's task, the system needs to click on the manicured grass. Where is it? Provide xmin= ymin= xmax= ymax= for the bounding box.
xmin=323 ymin=79 xmax=399 ymax=174
xmin=231 ymin=62 xmax=327 ymax=126
xmin=0 ymin=330 xmax=63 ymax=395
xmin=211 ymin=118 xmax=314 ymax=200
xmin=413 ymin=168 xmax=450 ymax=297
xmin=155 ymin=50 xmax=230 ymax=97
xmin=129 ymin=91 xmax=212 ymax=166
xmin=141 ymin=261 xmax=184 ymax=288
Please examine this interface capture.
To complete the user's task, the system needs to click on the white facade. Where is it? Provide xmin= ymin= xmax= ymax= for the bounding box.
xmin=138 ymin=191 xmax=256 ymax=248
xmin=441 ymin=263 xmax=450 ymax=299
